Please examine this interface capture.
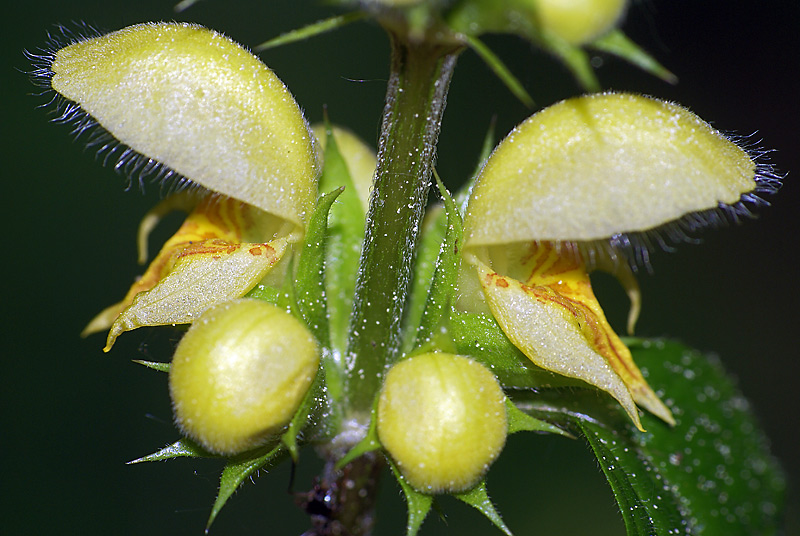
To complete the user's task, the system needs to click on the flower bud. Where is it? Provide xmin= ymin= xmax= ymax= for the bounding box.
xmin=533 ymin=0 xmax=628 ymax=45
xmin=377 ymin=353 xmax=507 ymax=493
xmin=169 ymin=299 xmax=320 ymax=455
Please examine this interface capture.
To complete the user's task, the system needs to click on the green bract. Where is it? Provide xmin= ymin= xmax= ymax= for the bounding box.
xmin=377 ymin=353 xmax=508 ymax=493
xmin=49 ymin=22 xmax=320 ymax=235
xmin=169 ymin=299 xmax=320 ymax=455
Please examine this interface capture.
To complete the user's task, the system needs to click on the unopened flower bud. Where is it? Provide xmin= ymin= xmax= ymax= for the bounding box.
xmin=377 ymin=353 xmax=507 ymax=493
xmin=533 ymin=0 xmax=628 ymax=45
xmin=169 ymin=299 xmax=320 ymax=455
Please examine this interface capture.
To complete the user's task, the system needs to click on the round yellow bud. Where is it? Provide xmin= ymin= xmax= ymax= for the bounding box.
xmin=533 ymin=0 xmax=628 ymax=45
xmin=169 ymin=299 xmax=320 ymax=455
xmin=377 ymin=353 xmax=507 ymax=493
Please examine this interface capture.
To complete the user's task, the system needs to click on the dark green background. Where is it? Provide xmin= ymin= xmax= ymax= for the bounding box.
xmin=3 ymin=1 xmax=798 ymax=534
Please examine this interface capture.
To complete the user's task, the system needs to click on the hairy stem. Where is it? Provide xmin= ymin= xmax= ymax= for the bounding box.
xmin=344 ymin=32 xmax=461 ymax=419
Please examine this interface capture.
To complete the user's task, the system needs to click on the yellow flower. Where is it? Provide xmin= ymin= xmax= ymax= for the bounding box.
xmin=462 ymin=93 xmax=769 ymax=430
xmin=45 ymin=22 xmax=321 ymax=350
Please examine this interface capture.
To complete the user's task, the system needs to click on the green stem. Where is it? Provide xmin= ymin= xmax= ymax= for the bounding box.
xmin=344 ymin=33 xmax=461 ymax=418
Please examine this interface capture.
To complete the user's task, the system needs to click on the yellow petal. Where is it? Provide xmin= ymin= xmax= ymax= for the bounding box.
xmin=104 ymin=238 xmax=288 ymax=352
xmin=465 ymin=93 xmax=759 ymax=247
xmin=467 ymin=243 xmax=674 ymax=429
xmin=84 ymin=195 xmax=291 ymax=342
xmin=50 ymin=22 xmax=320 ymax=232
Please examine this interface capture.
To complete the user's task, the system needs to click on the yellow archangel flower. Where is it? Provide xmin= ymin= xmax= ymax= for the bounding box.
xmin=42 ymin=22 xmax=321 ymax=350
xmin=462 ymin=93 xmax=776 ymax=431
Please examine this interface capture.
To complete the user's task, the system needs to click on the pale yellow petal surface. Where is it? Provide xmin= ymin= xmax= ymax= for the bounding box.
xmin=83 ymin=195 xmax=286 ymax=339
xmin=50 ymin=22 xmax=319 ymax=230
xmin=465 ymin=93 xmax=757 ymax=248
xmin=104 ymin=238 xmax=288 ymax=351
xmin=469 ymin=253 xmax=645 ymax=430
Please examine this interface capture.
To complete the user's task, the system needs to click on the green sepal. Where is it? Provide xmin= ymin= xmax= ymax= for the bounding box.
xmin=127 ymin=437 xmax=217 ymax=464
xmin=463 ymin=34 xmax=534 ymax=108
xmin=281 ymin=365 xmax=327 ymax=462
xmin=449 ymin=310 xmax=584 ymax=389
xmin=590 ymin=30 xmax=677 ymax=84
xmin=410 ymin=175 xmax=463 ymax=351
xmin=244 ymin=283 xmax=281 ymax=304
xmin=206 ymin=442 xmax=286 ymax=531
xmin=539 ymin=32 xmax=600 ymax=91
xmin=319 ymin=117 xmax=366 ymax=358
xmin=254 ymin=12 xmax=367 ymax=52
xmin=505 ymin=399 xmax=571 ymax=438
xmin=336 ymin=397 xmax=382 ymax=469
xmin=132 ymin=359 xmax=170 ymax=372
xmin=295 ymin=186 xmax=344 ymax=348
xmin=387 ymin=457 xmax=434 ymax=536
xmin=453 ymin=480 xmax=512 ymax=536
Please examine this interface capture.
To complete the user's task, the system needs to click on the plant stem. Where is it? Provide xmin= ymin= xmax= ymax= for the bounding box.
xmin=344 ymin=31 xmax=460 ymax=419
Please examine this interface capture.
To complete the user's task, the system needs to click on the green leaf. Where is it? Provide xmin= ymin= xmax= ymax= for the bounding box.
xmin=295 ymin=186 xmax=343 ymax=347
xmin=207 ymin=443 xmax=286 ymax=531
xmin=505 ymin=399 xmax=571 ymax=438
xmin=520 ymin=340 xmax=786 ymax=535
xmin=464 ymin=35 xmax=534 ymax=108
xmin=629 ymin=340 xmax=785 ymax=535
xmin=132 ymin=359 xmax=170 ymax=372
xmin=127 ymin=437 xmax=217 ymax=463
xmin=254 ymin=12 xmax=367 ymax=52
xmin=453 ymin=480 xmax=512 ymax=536
xmin=577 ymin=418 xmax=687 ymax=534
xmin=319 ymin=120 xmax=366 ymax=358
xmin=590 ymin=30 xmax=677 ymax=84
xmin=388 ymin=457 xmax=434 ymax=536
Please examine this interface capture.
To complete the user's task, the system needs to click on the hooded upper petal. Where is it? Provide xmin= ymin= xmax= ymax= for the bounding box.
xmin=460 ymin=93 xmax=763 ymax=428
xmin=49 ymin=22 xmax=320 ymax=234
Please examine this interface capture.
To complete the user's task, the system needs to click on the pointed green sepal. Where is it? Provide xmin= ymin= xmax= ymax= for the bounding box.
xmin=336 ymin=399 xmax=382 ymax=469
xmin=412 ymin=175 xmax=463 ymax=351
xmin=506 ymin=399 xmax=572 ymax=437
xmin=281 ymin=367 xmax=326 ymax=462
xmin=255 ymin=12 xmax=367 ymax=52
xmin=206 ymin=443 xmax=286 ymax=531
xmin=540 ymin=33 xmax=600 ymax=91
xmin=388 ymin=457 xmax=434 ymax=536
xmin=464 ymin=35 xmax=534 ymax=108
xmin=590 ymin=30 xmax=677 ymax=84
xmin=453 ymin=480 xmax=513 ymax=536
xmin=295 ymin=187 xmax=344 ymax=347
xmin=245 ymin=282 xmax=281 ymax=304
xmin=127 ymin=437 xmax=217 ymax=464
xmin=319 ymin=118 xmax=367 ymax=357
xmin=132 ymin=359 xmax=170 ymax=372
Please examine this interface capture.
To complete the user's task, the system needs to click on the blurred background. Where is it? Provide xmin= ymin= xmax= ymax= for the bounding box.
xmin=3 ymin=1 xmax=798 ymax=534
